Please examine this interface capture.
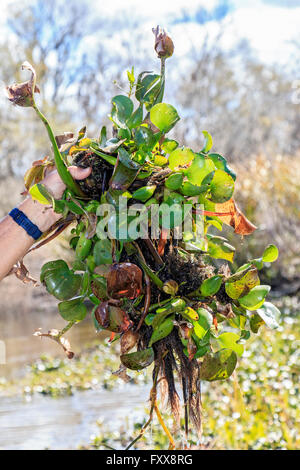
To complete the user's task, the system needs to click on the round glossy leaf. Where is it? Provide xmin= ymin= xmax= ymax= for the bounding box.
xmin=168 ymin=147 xmax=195 ymax=171
xmin=216 ymin=332 xmax=244 ymax=357
xmin=58 ymin=298 xmax=87 ymax=322
xmin=186 ymin=154 xmax=215 ymax=186
xmin=200 ymin=275 xmax=222 ymax=297
xmin=208 ymin=153 xmax=236 ymax=181
xmin=111 ymin=95 xmax=133 ymax=127
xmin=210 ymin=170 xmax=235 ymax=203
xmin=120 ymin=348 xmax=154 ymax=370
xmin=150 ymin=103 xmax=180 ymax=133
xmin=262 ymin=244 xmax=279 ymax=263
xmin=40 ymin=260 xmax=82 ymax=301
xmin=165 ymin=172 xmax=183 ymax=190
xmin=200 ymin=349 xmax=237 ymax=381
xmin=239 ymin=285 xmax=270 ymax=310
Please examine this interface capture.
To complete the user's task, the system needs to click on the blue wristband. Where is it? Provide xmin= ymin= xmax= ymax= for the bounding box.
xmin=9 ymin=208 xmax=43 ymax=241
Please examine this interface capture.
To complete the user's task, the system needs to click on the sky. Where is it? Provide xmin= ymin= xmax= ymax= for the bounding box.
xmin=1 ymin=0 xmax=299 ymax=67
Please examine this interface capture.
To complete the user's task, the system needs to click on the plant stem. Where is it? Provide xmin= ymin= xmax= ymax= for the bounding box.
xmin=33 ymin=104 xmax=85 ymax=197
xmin=154 ymin=401 xmax=176 ymax=450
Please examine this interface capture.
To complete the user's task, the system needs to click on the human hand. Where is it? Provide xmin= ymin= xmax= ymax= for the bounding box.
xmin=41 ymin=166 xmax=92 ymax=199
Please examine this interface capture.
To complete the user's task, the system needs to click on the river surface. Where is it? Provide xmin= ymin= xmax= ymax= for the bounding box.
xmin=0 ymin=385 xmax=150 ymax=450
xmin=0 ymin=307 xmax=150 ymax=450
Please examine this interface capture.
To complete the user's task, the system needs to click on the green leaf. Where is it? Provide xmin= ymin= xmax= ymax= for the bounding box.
xmin=200 ymin=275 xmax=223 ymax=297
xmin=200 ymin=349 xmax=237 ymax=381
xmin=216 ymin=332 xmax=244 ymax=357
xmin=29 ymin=183 xmax=52 ymax=205
xmin=201 ymin=131 xmax=213 ymax=153
xmin=127 ymin=105 xmax=143 ymax=129
xmin=127 ymin=66 xmax=135 ymax=84
xmin=181 ymin=181 xmax=208 ymax=196
xmin=121 ymin=348 xmax=154 ymax=370
xmin=208 ymin=153 xmax=236 ymax=181
xmin=168 ymin=147 xmax=195 ymax=171
xmin=165 ymin=172 xmax=183 ymax=190
xmin=161 ymin=139 xmax=178 ymax=154
xmin=93 ymin=240 xmax=113 ymax=265
xmin=250 ymin=313 xmax=265 ymax=333
xmin=256 ymin=302 xmax=280 ymax=329
xmin=111 ymin=95 xmax=134 ymax=128
xmin=193 ymin=308 xmax=213 ymax=340
xmin=210 ymin=170 xmax=235 ymax=203
xmin=149 ymin=317 xmax=174 ymax=346
xmin=262 ymin=244 xmax=279 ymax=263
xmin=150 ymin=103 xmax=180 ymax=134
xmin=132 ymin=185 xmax=157 ymax=202
xmin=40 ymin=260 xmax=82 ymax=301
xmin=225 ymin=268 xmax=260 ymax=299
xmin=186 ymin=154 xmax=215 ymax=186
xmin=239 ymin=285 xmax=271 ymax=310
xmin=58 ymin=297 xmax=87 ymax=322
xmin=135 ymin=72 xmax=160 ymax=103
xmin=75 ymin=233 xmax=92 ymax=261
xmin=133 ymin=126 xmax=157 ymax=150
xmin=207 ymin=236 xmax=235 ymax=262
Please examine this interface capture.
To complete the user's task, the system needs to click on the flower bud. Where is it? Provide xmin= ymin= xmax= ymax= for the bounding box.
xmin=162 ymin=280 xmax=179 ymax=296
xmin=152 ymin=26 xmax=174 ymax=59
xmin=6 ymin=62 xmax=40 ymax=107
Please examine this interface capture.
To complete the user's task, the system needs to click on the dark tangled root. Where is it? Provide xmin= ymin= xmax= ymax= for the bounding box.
xmin=148 ymin=328 xmax=201 ymax=437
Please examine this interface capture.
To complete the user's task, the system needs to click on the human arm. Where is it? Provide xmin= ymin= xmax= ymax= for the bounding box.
xmin=0 ymin=166 xmax=91 ymax=281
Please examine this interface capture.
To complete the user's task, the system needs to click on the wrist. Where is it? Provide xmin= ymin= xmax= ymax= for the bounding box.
xmin=19 ymin=197 xmax=61 ymax=234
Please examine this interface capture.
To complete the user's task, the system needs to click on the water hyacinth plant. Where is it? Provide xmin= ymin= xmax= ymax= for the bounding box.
xmin=6 ymin=26 xmax=281 ymax=448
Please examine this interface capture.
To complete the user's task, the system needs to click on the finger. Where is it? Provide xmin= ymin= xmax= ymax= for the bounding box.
xmin=68 ymin=166 xmax=92 ymax=180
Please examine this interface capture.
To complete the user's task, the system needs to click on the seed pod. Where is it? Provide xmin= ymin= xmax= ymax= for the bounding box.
xmin=107 ymin=263 xmax=143 ymax=300
xmin=121 ymin=330 xmax=139 ymax=354
xmin=95 ymin=302 xmax=133 ymax=333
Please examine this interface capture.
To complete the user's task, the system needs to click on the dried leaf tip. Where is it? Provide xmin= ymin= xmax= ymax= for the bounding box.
xmin=6 ymin=61 xmax=40 ymax=107
xmin=152 ymin=25 xmax=174 ymax=59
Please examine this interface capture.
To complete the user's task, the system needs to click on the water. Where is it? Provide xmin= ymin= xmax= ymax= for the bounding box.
xmin=0 ymin=293 xmax=150 ymax=450
xmin=0 ymin=385 xmax=150 ymax=450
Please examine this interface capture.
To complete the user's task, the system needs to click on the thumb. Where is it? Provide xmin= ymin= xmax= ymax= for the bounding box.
xmin=68 ymin=166 xmax=92 ymax=180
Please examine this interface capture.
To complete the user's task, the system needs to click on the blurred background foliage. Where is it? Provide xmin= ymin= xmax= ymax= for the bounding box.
xmin=0 ymin=0 xmax=299 ymax=281
xmin=0 ymin=0 xmax=299 ymax=450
